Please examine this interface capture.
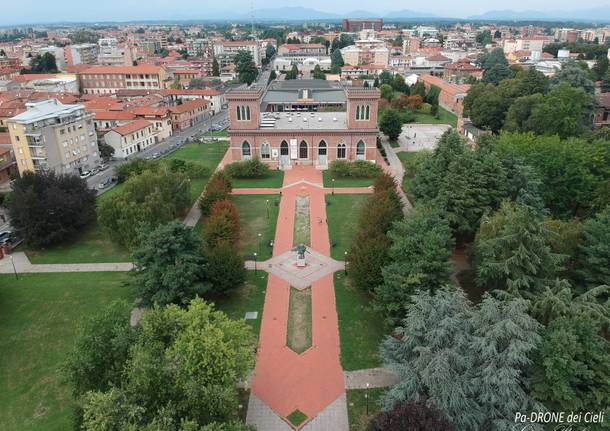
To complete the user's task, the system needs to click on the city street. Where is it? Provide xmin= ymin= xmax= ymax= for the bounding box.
xmin=87 ymin=108 xmax=228 ymax=193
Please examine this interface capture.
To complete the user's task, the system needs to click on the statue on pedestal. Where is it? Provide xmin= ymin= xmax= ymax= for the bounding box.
xmin=293 ymin=243 xmax=308 ymax=267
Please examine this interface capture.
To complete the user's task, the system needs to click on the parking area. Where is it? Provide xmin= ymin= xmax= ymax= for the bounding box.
xmin=398 ymin=124 xmax=451 ymax=152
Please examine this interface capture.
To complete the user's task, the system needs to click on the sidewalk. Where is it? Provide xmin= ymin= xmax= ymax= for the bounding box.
xmin=0 ymin=252 xmax=133 ymax=274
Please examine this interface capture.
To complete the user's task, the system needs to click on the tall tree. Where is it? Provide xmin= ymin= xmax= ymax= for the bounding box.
xmin=381 ymin=287 xmax=542 ymax=430
xmin=9 ymin=170 xmax=96 ymax=247
xmin=379 ymin=108 xmax=402 ymax=141
xmin=212 ymin=57 xmax=220 ymax=76
xmin=375 ymin=204 xmax=454 ymax=324
xmin=573 ymin=205 xmax=610 ymax=289
xmin=532 ymin=316 xmax=610 ymax=413
xmin=63 ymin=301 xmax=135 ymax=397
xmin=78 ymin=299 xmax=255 ymax=430
xmin=130 ymin=222 xmax=210 ymax=306
xmin=330 ymin=49 xmax=344 ymax=74
xmin=526 ymin=82 xmax=593 ymax=138
xmin=29 ymin=52 xmax=58 ymax=73
xmin=234 ymin=50 xmax=258 ymax=85
xmin=474 ymin=202 xmax=563 ymax=298
xmin=551 ymin=60 xmax=595 ymax=94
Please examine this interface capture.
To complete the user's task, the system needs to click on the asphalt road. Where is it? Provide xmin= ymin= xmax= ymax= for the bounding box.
xmin=88 ymin=108 xmax=228 ymax=194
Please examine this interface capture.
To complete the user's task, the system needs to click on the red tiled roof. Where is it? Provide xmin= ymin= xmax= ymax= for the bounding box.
xmin=80 ymin=65 xmax=164 ymax=75
xmin=129 ymin=106 xmax=169 ymax=117
xmin=426 ymin=54 xmax=452 ymax=62
xmin=162 ymin=88 xmax=221 ymax=97
xmin=168 ymin=98 xmax=208 ymax=114
xmin=94 ymin=111 xmax=137 ymax=121
xmin=282 ymin=43 xmax=325 ymax=50
xmin=220 ymin=40 xmax=257 ymax=46
xmin=445 ymin=62 xmax=481 ymax=71
xmin=110 ymin=119 xmax=152 ymax=136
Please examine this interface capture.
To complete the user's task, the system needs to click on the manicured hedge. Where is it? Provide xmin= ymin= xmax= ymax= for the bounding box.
xmin=328 ymin=160 xmax=383 ymax=179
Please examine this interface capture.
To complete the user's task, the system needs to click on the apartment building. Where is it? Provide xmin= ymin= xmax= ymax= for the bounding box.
xmin=503 ymin=37 xmax=547 ymax=55
xmin=277 ymin=44 xmax=326 ymax=57
xmin=64 ymin=43 xmax=98 ymax=66
xmin=168 ymin=98 xmax=209 ymax=130
xmin=342 ymin=19 xmax=383 ymax=32
xmin=213 ymin=40 xmax=261 ymax=67
xmin=8 ymin=99 xmax=100 ymax=175
xmin=103 ymin=119 xmax=156 ymax=158
xmin=163 ymin=88 xmax=225 ymax=114
xmin=79 ymin=65 xmax=167 ymax=95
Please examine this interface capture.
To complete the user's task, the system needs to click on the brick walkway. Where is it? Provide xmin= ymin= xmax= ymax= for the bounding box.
xmin=247 ymin=166 xmax=347 ymax=430
xmin=0 ymin=252 xmax=133 ymax=274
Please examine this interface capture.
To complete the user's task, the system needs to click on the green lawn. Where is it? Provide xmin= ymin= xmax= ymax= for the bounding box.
xmin=0 ymin=272 xmax=133 ymax=431
xmin=335 ymin=272 xmax=387 ymax=370
xmin=286 ymin=287 xmax=312 ymax=354
xmin=323 ymin=171 xmax=376 ymax=188
xmin=207 ymin=130 xmax=229 ymax=137
xmin=208 ymin=271 xmax=268 ymax=341
xmin=166 ymin=141 xmax=228 ymax=171
xmin=231 ymin=170 xmax=284 ymax=188
xmin=412 ymin=106 xmax=457 ymax=127
xmin=233 ymin=194 xmax=280 ymax=261
xmin=24 ymin=223 xmax=131 ymax=264
xmin=396 ymin=151 xmax=418 ymax=204
xmin=325 ymin=194 xmax=369 ymax=260
xmin=347 ymin=388 xmax=385 ymax=431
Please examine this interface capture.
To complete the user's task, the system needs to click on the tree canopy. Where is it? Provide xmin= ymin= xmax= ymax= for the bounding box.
xmin=234 ymin=50 xmax=258 ymax=85
xmin=9 ymin=170 xmax=96 ymax=247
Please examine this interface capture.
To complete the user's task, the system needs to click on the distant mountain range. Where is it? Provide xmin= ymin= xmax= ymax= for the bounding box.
xmin=199 ymin=7 xmax=439 ymax=22
xmin=196 ymin=6 xmax=610 ymax=22
xmin=468 ymin=6 xmax=610 ymax=21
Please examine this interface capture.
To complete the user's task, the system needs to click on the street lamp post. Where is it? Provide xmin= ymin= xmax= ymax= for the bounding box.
xmin=365 ymin=382 xmax=370 ymax=416
xmin=344 ymin=251 xmax=348 ymax=275
xmin=9 ymin=255 xmax=18 ymax=280
xmin=332 ymin=178 xmax=335 ymax=195
xmin=266 ymin=199 xmax=269 ymax=219
xmin=253 ymin=252 xmax=257 ymax=274
xmin=257 ymin=233 xmax=262 ymax=255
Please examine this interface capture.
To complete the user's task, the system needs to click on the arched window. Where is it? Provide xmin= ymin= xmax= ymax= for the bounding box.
xmin=356 ymin=105 xmax=361 ymax=121
xmin=337 ymin=143 xmax=346 ymax=159
xmin=246 ymin=106 xmax=251 ymax=121
xmin=242 ymin=141 xmax=251 ymax=159
xmin=261 ymin=142 xmax=270 ymax=159
xmin=236 ymin=106 xmax=241 ymax=121
xmin=365 ymin=105 xmax=370 ymax=120
xmin=356 ymin=140 xmax=365 ymax=160
xmin=299 ymin=140 xmax=308 ymax=159
xmin=318 ymin=140 xmax=327 ymax=155
xmin=280 ymin=140 xmax=289 ymax=155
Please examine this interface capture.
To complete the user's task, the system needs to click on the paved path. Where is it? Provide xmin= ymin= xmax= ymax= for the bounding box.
xmin=247 ymin=166 xmax=347 ymax=431
xmin=344 ymin=368 xmax=399 ymax=390
xmin=0 ymin=252 xmax=133 ymax=274
xmin=380 ymin=137 xmax=412 ymax=213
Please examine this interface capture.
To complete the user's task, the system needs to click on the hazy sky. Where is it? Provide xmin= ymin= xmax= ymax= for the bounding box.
xmin=3 ymin=0 xmax=609 ymax=25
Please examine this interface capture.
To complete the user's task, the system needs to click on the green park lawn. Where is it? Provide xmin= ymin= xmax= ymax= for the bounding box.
xmin=24 ymin=223 xmax=131 ymax=264
xmin=412 ymin=106 xmax=457 ymax=128
xmin=208 ymin=271 xmax=268 ymax=341
xmin=0 ymin=272 xmax=133 ymax=431
xmin=231 ymin=170 xmax=284 ymax=189
xmin=335 ymin=272 xmax=387 ymax=371
xmin=346 ymin=387 xmax=385 ymax=431
xmin=233 ymin=194 xmax=280 ymax=261
xmin=323 ymin=170 xmax=376 ymax=188
xmin=23 ymin=143 xmax=229 ymax=264
xmin=325 ymin=193 xmax=369 ymax=260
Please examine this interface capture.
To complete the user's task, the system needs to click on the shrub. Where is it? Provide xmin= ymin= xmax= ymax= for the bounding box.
xmin=203 ymin=200 xmax=240 ymax=248
xmin=199 ymin=171 xmax=233 ymax=217
xmin=224 ymin=158 xmax=270 ymax=179
xmin=328 ymin=160 xmax=383 ymax=179
xmin=163 ymin=158 xmax=211 ymax=178
xmin=206 ymin=241 xmax=246 ymax=295
xmin=419 ymin=103 xmax=432 ymax=114
xmin=115 ymin=159 xmax=156 ymax=183
xmin=374 ymin=172 xmax=397 ymax=192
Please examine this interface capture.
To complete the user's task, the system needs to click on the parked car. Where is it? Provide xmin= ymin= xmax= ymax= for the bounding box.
xmin=98 ymin=163 xmax=109 ymax=171
xmin=0 ymin=230 xmax=13 ymax=245
xmin=152 ymin=152 xmax=160 ymax=159
xmin=79 ymin=170 xmax=91 ymax=179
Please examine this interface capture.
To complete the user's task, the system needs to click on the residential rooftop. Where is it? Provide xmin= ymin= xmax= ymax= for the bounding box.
xmin=9 ymin=99 xmax=85 ymax=124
